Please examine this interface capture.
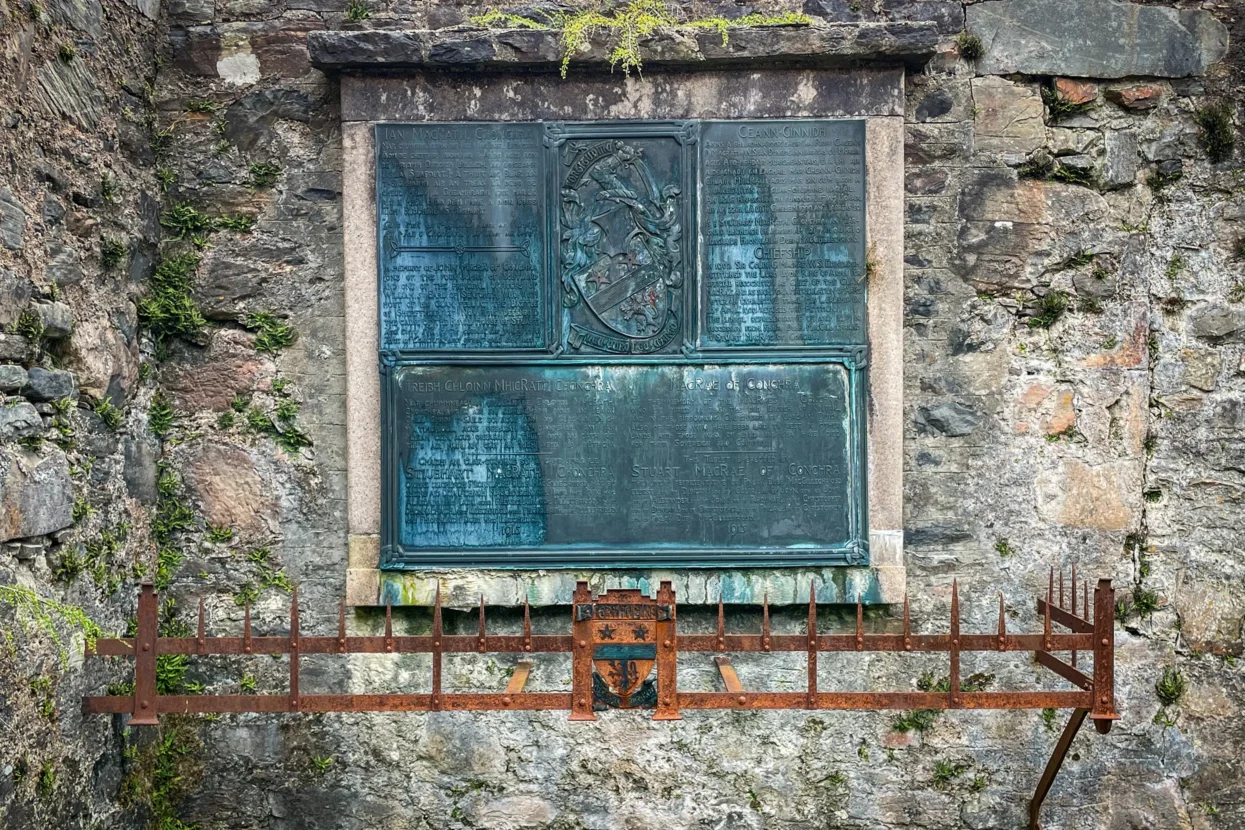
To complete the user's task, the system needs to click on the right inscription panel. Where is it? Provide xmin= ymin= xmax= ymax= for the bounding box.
xmin=699 ymin=120 xmax=866 ymax=348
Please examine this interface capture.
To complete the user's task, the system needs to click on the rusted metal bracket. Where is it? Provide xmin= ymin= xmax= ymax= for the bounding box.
xmin=83 ymin=569 xmax=1115 ymax=830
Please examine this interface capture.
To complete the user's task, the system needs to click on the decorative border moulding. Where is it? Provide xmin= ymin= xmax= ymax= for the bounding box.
xmin=308 ymin=22 xmax=941 ymax=73
xmin=336 ymin=62 xmax=907 ymax=608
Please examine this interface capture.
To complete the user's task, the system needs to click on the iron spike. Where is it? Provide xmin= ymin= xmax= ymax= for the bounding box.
xmin=478 ymin=594 xmax=487 ymax=653
xmin=717 ymin=593 xmax=725 ymax=651
xmin=855 ymin=597 xmax=864 ymax=651
xmin=1059 ymin=568 xmax=1065 ymax=610
xmin=523 ymin=597 xmax=532 ymax=652
xmin=196 ymin=598 xmax=205 ymax=653
xmin=997 ymin=591 xmax=1006 ymax=651
xmin=903 ymin=594 xmax=911 ymax=650
xmin=1071 ymin=563 xmax=1078 ymax=616
xmin=1044 ymin=572 xmax=1053 ymax=651
xmin=951 ymin=579 xmax=959 ymax=628
xmin=243 ymin=601 xmax=252 ymax=654
xmin=385 ymin=598 xmax=394 ymax=653
xmin=338 ymin=598 xmax=347 ymax=653
xmin=761 ymin=591 xmax=771 ymax=651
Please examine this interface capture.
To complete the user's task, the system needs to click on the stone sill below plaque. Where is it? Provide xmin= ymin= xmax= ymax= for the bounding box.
xmin=308 ymin=22 xmax=940 ymax=73
xmin=345 ymin=533 xmax=904 ymax=609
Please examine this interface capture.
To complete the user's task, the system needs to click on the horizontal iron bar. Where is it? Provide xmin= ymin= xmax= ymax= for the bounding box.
xmin=1036 ymin=599 xmax=1093 ymax=634
xmin=83 ymin=692 xmax=575 ymax=714
xmin=86 ymin=632 xmax=1095 ymax=658
xmin=83 ymin=689 xmax=1092 ymax=715
xmin=678 ymin=691 xmax=1095 ymax=710
xmin=1035 ymin=651 xmax=1093 ymax=690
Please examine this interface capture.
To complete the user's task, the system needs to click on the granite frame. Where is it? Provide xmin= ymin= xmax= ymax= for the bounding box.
xmin=339 ymin=67 xmax=905 ymax=607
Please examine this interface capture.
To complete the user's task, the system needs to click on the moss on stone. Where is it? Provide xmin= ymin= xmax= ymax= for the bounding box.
xmin=1193 ymin=101 xmax=1235 ymax=164
xmin=472 ymin=1 xmax=811 ymax=78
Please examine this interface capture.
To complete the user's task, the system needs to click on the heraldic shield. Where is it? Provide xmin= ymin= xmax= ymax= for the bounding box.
xmin=559 ymin=135 xmax=687 ymax=355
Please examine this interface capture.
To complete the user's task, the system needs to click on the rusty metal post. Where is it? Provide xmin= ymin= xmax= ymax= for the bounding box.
xmin=289 ymin=588 xmax=300 ymax=712
xmin=431 ymin=587 xmax=442 ymax=711
xmin=1091 ymin=579 xmax=1117 ymax=733
xmin=569 ymin=581 xmax=595 ymax=721
xmin=130 ymin=582 xmax=159 ymax=725
xmin=949 ymin=580 xmax=960 ymax=707
xmin=1029 ymin=707 xmax=1089 ymax=830
xmin=806 ymin=584 xmax=817 ymax=709
xmin=653 ymin=581 xmax=679 ymax=720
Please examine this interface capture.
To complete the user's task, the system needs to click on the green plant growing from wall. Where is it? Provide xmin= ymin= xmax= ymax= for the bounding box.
xmin=1155 ymin=667 xmax=1186 ymax=707
xmin=244 ymin=311 xmax=296 ymax=353
xmin=148 ymin=392 xmax=176 ymax=437
xmin=160 ymin=203 xmax=216 ymax=246
xmin=206 ymin=524 xmax=233 ymax=543
xmin=954 ymin=31 xmax=982 ymax=62
xmin=16 ymin=308 xmax=44 ymax=342
xmin=345 ymin=0 xmax=369 ymax=21
xmin=138 ymin=253 xmax=206 ymax=353
xmin=1041 ymin=87 xmax=1094 ymax=123
xmin=94 ymin=397 xmax=124 ymax=431
xmin=0 ymin=585 xmax=103 ymax=667
xmin=185 ymin=99 xmax=219 ymax=114
xmin=156 ymin=168 xmax=178 ymax=191
xmin=1194 ymin=101 xmax=1236 ymax=164
xmin=101 ymin=237 xmax=127 ymax=269
xmin=57 ymin=40 xmax=76 ymax=62
xmin=1026 ymin=290 xmax=1070 ymax=329
xmin=931 ymin=759 xmax=971 ymax=790
xmin=472 ymin=1 xmax=811 ymax=78
xmin=215 ymin=214 xmax=255 ymax=233
xmin=100 ymin=172 xmax=119 ymax=204
xmin=248 ymin=161 xmax=282 ymax=188
xmin=119 ymin=715 xmax=203 ymax=829
xmin=36 ymin=762 xmax=56 ymax=801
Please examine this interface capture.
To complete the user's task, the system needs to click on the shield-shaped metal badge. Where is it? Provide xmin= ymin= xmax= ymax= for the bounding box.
xmin=559 ymin=138 xmax=684 ymax=354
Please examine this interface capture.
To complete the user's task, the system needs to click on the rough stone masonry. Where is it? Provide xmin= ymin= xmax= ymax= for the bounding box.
xmin=0 ymin=0 xmax=1243 ymax=829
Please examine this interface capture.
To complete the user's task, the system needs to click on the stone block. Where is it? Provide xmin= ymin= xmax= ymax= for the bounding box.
xmin=0 ymin=365 xmax=28 ymax=391
xmin=47 ymin=0 xmax=102 ymax=37
xmin=1036 ymin=459 xmax=1137 ymax=531
xmin=0 ymin=401 xmax=41 ymax=441
xmin=45 ymin=239 xmax=83 ymax=286
xmin=159 ymin=328 xmax=264 ymax=411
xmin=180 ymin=441 xmax=278 ymax=538
xmin=64 ymin=318 xmax=138 ymax=401
xmin=23 ymin=368 xmax=77 ymax=401
xmin=915 ymin=401 xmax=981 ymax=437
xmin=32 ymin=301 xmax=73 ymax=339
xmin=967 ymin=0 xmax=1229 ymax=79
xmin=0 ymin=448 xmax=74 ymax=543
xmin=0 ymin=188 xmax=25 ymax=250
xmin=1181 ymin=348 xmax=1221 ymax=392
xmin=1054 ymin=78 xmax=1097 ymax=105
xmin=1103 ymin=129 xmax=1139 ymax=190
xmin=35 ymin=56 xmax=104 ymax=131
xmin=1105 ymin=83 xmax=1164 ymax=110
xmin=0 ymin=267 xmax=31 ymax=327
xmin=970 ymin=76 xmax=1044 ymax=158
xmin=1188 ymin=303 xmax=1244 ymax=343
xmin=0 ymin=334 xmax=31 ymax=363
xmin=123 ymin=436 xmax=160 ymax=504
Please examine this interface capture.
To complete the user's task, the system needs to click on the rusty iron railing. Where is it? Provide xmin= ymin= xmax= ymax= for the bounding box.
xmin=84 ymin=569 xmax=1116 ymax=830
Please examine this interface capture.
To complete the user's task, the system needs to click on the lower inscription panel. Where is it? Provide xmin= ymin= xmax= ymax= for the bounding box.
xmin=385 ymin=363 xmax=864 ymax=567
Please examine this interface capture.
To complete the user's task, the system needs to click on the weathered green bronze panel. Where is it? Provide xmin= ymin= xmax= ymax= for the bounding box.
xmin=375 ymin=120 xmax=869 ymax=570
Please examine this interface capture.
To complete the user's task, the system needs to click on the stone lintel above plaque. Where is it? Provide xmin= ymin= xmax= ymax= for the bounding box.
xmin=308 ymin=21 xmax=940 ymax=74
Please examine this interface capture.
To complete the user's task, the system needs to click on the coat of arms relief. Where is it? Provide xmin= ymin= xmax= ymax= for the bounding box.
xmin=558 ymin=136 xmax=687 ymax=355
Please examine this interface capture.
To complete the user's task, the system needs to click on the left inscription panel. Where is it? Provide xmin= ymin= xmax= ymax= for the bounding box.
xmin=376 ymin=123 xmax=548 ymax=351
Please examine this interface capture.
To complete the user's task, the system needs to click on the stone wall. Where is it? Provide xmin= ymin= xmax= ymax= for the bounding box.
xmin=1 ymin=0 xmax=1243 ymax=828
